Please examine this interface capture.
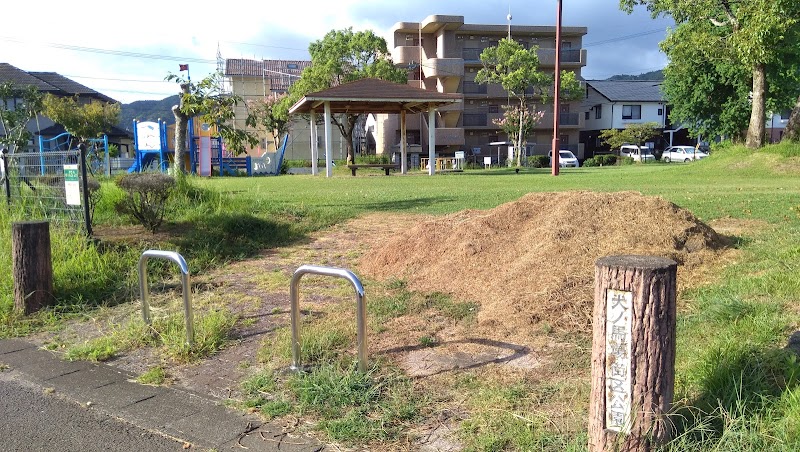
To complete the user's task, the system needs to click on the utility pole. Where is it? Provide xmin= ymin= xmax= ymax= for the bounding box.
xmin=551 ymin=0 xmax=563 ymax=176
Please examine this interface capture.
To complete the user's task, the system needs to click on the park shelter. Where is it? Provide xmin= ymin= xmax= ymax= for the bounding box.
xmin=288 ymin=78 xmax=462 ymax=176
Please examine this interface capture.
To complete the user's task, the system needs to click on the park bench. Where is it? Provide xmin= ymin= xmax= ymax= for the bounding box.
xmin=346 ymin=163 xmax=399 ymax=176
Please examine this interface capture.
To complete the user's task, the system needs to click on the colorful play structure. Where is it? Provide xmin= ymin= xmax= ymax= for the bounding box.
xmin=128 ymin=118 xmax=287 ymax=176
xmin=38 ymin=132 xmax=111 ymax=176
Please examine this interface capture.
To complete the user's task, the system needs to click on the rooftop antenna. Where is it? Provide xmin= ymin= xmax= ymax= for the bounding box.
xmin=507 ymin=6 xmax=512 ymax=40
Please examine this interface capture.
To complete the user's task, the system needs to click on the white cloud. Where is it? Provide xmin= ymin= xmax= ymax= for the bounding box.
xmin=1 ymin=0 xmax=673 ymax=103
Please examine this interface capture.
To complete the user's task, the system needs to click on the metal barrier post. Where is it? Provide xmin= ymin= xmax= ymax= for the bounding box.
xmin=290 ymin=264 xmax=367 ymax=372
xmin=1 ymin=148 xmax=10 ymax=205
xmin=138 ymin=250 xmax=194 ymax=345
xmin=78 ymin=144 xmax=92 ymax=236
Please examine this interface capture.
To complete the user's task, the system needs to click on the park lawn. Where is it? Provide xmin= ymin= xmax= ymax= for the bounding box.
xmin=1 ymin=141 xmax=799 ymax=449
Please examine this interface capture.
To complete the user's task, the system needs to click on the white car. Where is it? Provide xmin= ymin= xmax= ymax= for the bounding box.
xmin=549 ymin=150 xmax=580 ymax=167
xmin=662 ymin=146 xmax=709 ymax=163
xmin=619 ymin=145 xmax=656 ymax=162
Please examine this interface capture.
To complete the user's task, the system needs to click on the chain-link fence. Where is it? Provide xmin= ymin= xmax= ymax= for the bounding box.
xmin=2 ymin=146 xmax=93 ymax=234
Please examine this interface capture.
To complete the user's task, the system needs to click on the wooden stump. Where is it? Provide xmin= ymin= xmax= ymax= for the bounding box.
xmin=588 ymin=255 xmax=677 ymax=452
xmin=11 ymin=221 xmax=54 ymax=315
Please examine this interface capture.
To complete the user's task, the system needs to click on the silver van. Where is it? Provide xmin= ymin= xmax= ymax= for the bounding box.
xmin=619 ymin=145 xmax=655 ymax=162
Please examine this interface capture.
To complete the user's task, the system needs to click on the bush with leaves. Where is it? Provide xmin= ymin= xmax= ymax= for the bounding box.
xmin=582 ymin=157 xmax=598 ymax=167
xmin=526 ymin=155 xmax=550 ymax=168
xmin=114 ymin=174 xmax=175 ymax=232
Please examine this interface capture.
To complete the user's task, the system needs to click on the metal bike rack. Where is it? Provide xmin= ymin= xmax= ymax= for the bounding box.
xmin=138 ymin=250 xmax=194 ymax=346
xmin=290 ymin=264 xmax=367 ymax=372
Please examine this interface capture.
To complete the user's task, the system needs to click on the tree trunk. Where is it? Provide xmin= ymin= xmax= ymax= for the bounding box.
xmin=589 ymin=255 xmax=677 ymax=452
xmin=784 ymin=94 xmax=800 ymax=142
xmin=12 ymin=221 xmax=54 ymax=315
xmin=745 ymin=64 xmax=766 ymax=149
xmin=172 ymin=83 xmax=191 ymax=174
xmin=516 ymin=107 xmax=524 ymax=167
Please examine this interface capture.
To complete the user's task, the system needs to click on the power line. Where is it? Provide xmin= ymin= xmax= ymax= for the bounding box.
xmin=583 ymin=28 xmax=666 ymax=47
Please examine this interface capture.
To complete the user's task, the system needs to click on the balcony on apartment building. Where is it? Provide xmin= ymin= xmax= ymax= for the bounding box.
xmin=423 ymin=58 xmax=464 ymax=78
xmin=392 ymin=46 xmax=422 ymax=66
xmin=462 ymin=112 xmax=580 ymax=129
xmin=462 ymin=47 xmax=586 ymax=66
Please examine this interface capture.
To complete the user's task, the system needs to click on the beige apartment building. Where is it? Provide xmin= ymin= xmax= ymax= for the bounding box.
xmin=225 ymin=58 xmax=352 ymax=160
xmin=378 ymin=14 xmax=587 ymax=165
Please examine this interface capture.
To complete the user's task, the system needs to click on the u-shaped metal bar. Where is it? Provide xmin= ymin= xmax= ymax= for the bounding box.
xmin=138 ymin=250 xmax=194 ymax=346
xmin=290 ymin=264 xmax=367 ymax=372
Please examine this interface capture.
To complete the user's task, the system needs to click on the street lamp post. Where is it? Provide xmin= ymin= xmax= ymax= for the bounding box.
xmin=551 ymin=0 xmax=563 ymax=176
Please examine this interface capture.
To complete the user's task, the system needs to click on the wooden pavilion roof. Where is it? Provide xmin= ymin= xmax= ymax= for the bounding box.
xmin=288 ymin=78 xmax=462 ymax=115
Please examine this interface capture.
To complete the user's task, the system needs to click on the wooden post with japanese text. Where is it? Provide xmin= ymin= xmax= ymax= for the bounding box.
xmin=588 ymin=255 xmax=677 ymax=452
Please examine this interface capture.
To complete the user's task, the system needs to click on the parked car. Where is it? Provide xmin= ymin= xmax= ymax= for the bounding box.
xmin=619 ymin=145 xmax=655 ymax=162
xmin=662 ymin=145 xmax=709 ymax=163
xmin=548 ymin=150 xmax=580 ymax=167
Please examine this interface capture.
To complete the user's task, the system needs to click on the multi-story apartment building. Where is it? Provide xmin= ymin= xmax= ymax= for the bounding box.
xmin=378 ymin=14 xmax=587 ymax=165
xmin=224 ymin=58 xmax=348 ymax=160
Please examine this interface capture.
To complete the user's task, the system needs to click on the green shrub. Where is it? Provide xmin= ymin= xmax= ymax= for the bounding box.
xmin=621 ymin=156 xmax=635 ymax=165
xmin=527 ymin=155 xmax=549 ymax=168
xmin=114 ymin=173 xmax=175 ymax=232
xmin=598 ymin=154 xmax=618 ymax=166
xmin=582 ymin=157 xmax=598 ymax=167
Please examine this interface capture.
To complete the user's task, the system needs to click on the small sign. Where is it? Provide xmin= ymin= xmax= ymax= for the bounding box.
xmin=483 ymin=156 xmax=492 ymax=165
xmin=64 ymin=164 xmax=81 ymax=206
xmin=472 ymin=147 xmax=481 ymax=155
xmin=605 ymin=289 xmax=633 ymax=433
xmin=455 ymin=151 xmax=465 ymax=160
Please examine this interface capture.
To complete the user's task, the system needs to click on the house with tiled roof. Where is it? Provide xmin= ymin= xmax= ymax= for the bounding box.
xmin=579 ymin=80 xmax=678 ymax=155
xmin=0 ymin=63 xmax=130 ymax=152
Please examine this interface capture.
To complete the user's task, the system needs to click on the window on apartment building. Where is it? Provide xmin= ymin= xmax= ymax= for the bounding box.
xmin=595 ymin=105 xmax=602 ymax=119
xmin=781 ymin=109 xmax=791 ymax=120
xmin=622 ymin=105 xmax=641 ymax=120
xmin=585 ymin=111 xmax=590 ymax=120
xmin=561 ymin=41 xmax=572 ymax=49
xmin=560 ymin=134 xmax=569 ymax=145
xmin=287 ymin=63 xmax=298 ymax=69
xmin=658 ymin=108 xmax=663 ymax=116
xmin=488 ymin=105 xmax=499 ymax=114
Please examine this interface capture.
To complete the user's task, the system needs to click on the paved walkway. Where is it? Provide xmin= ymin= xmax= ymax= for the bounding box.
xmin=0 ymin=339 xmax=325 ymax=451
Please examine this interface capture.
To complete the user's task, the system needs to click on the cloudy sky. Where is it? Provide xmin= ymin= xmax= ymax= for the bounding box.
xmin=2 ymin=0 xmax=673 ymax=104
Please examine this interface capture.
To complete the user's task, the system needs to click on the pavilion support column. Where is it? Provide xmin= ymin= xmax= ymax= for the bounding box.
xmin=400 ymin=110 xmax=408 ymax=174
xmin=428 ymin=106 xmax=436 ymax=176
xmin=310 ymin=110 xmax=319 ymax=176
xmin=324 ymin=101 xmax=333 ymax=178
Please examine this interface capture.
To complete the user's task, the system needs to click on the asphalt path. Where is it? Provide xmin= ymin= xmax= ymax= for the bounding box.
xmin=0 ymin=370 xmax=185 ymax=452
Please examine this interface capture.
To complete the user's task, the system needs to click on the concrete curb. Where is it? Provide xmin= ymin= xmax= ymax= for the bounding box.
xmin=0 ymin=339 xmax=324 ymax=451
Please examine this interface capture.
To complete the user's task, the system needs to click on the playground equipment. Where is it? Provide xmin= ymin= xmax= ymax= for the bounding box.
xmin=39 ymin=132 xmax=111 ymax=177
xmin=128 ymin=116 xmax=287 ymax=176
xmin=129 ymin=120 xmax=170 ymax=173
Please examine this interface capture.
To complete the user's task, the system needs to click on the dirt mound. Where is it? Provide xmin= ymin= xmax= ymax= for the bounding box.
xmin=359 ymin=191 xmax=729 ymax=334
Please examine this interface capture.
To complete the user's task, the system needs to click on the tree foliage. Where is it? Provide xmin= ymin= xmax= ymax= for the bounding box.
xmin=42 ymin=94 xmax=119 ymax=149
xmin=475 ymin=38 xmax=583 ymax=166
xmin=493 ymin=105 xmax=545 ymax=166
xmin=287 ymin=27 xmax=407 ymax=164
xmin=620 ymin=0 xmax=800 ymax=148
xmin=167 ymin=71 xmax=259 ymax=173
xmin=247 ymin=93 xmax=290 ymax=151
xmin=0 ymin=82 xmax=43 ymax=152
xmin=599 ymin=122 xmax=662 ymax=150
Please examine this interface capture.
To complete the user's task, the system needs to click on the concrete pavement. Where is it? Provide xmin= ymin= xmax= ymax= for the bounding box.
xmin=0 ymin=339 xmax=325 ymax=451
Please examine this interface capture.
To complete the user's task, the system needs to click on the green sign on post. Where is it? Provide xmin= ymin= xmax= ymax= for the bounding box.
xmin=64 ymin=164 xmax=80 ymax=206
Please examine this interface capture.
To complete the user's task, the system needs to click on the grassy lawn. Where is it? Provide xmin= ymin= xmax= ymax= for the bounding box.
xmin=1 ymin=142 xmax=799 ymax=449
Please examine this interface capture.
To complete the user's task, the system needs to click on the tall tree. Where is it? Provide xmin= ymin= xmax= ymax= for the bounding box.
xmin=42 ymin=94 xmax=120 ymax=149
xmin=287 ymin=27 xmax=407 ymax=165
xmin=0 ymin=83 xmax=43 ymax=152
xmin=247 ymin=93 xmax=290 ymax=152
xmin=475 ymin=38 xmax=582 ymax=167
xmin=167 ymin=71 xmax=259 ymax=174
xmin=621 ymin=0 xmax=800 ymax=148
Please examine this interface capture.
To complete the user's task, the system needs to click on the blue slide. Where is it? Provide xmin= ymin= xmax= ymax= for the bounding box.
xmin=127 ymin=152 xmax=158 ymax=173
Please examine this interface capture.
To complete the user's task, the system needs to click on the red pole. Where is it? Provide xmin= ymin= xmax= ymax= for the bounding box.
xmin=551 ymin=0 xmax=563 ymax=176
